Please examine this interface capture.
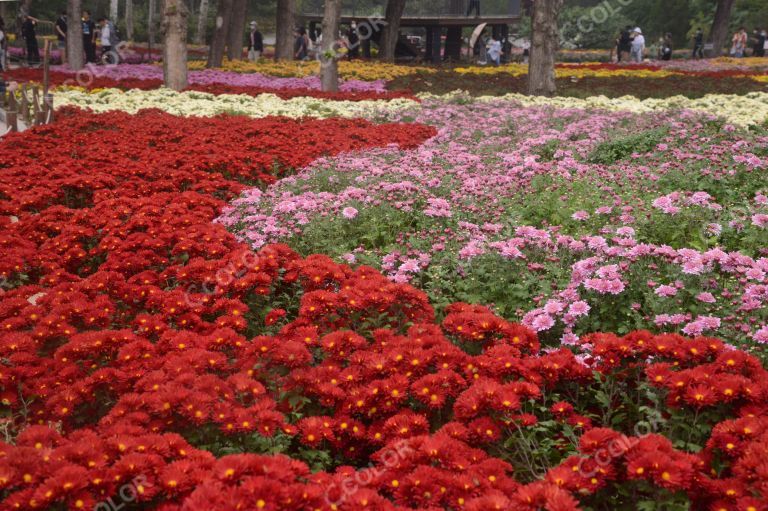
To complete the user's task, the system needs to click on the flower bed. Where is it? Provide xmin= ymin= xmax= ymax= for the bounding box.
xmin=53 ymin=88 xmax=418 ymax=119
xmin=0 ymin=64 xmax=388 ymax=94
xmin=454 ymin=60 xmax=768 ymax=80
xmin=49 ymin=63 xmax=389 ymax=92
xmin=469 ymin=91 xmax=768 ymax=127
xmin=188 ymin=59 xmax=436 ymax=82
xmin=6 ymin=44 xmax=161 ymax=66
xmin=390 ymin=71 xmax=768 ymax=100
xmin=4 ymin=68 xmax=415 ymax=102
xmin=220 ymin=97 xmax=768 ymax=353
xmin=2 ymin=107 xmax=768 ymax=511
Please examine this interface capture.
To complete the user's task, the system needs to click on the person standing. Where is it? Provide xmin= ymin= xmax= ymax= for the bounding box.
xmin=630 ymin=27 xmax=645 ymax=63
xmin=692 ymin=28 xmax=704 ymax=59
xmin=55 ymin=10 xmax=67 ymax=65
xmin=617 ymin=26 xmax=631 ymax=62
xmin=21 ymin=14 xmax=40 ymax=66
xmin=474 ymin=31 xmax=488 ymax=64
xmin=501 ymin=35 xmax=512 ymax=64
xmin=752 ymin=28 xmax=766 ymax=57
xmin=521 ymin=38 xmax=530 ymax=64
xmin=247 ymin=21 xmax=263 ymax=61
xmin=82 ymin=11 xmax=97 ymax=63
xmin=466 ymin=0 xmax=480 ymax=17
xmin=762 ymin=29 xmax=768 ymax=56
xmin=660 ymin=32 xmax=673 ymax=61
xmin=294 ymin=27 xmax=308 ymax=61
xmin=347 ymin=21 xmax=359 ymax=59
xmin=731 ymin=27 xmax=747 ymax=57
xmin=98 ymin=18 xmax=119 ymax=64
xmin=303 ymin=28 xmax=312 ymax=60
xmin=487 ymin=34 xmax=501 ymax=66
xmin=0 ymin=17 xmax=7 ymax=72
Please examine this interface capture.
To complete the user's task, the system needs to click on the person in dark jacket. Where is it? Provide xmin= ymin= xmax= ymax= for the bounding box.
xmin=82 ymin=10 xmax=97 ymax=63
xmin=347 ymin=21 xmax=359 ymax=59
xmin=294 ymin=27 xmax=308 ymax=60
xmin=660 ymin=32 xmax=673 ymax=61
xmin=0 ymin=17 xmax=8 ymax=71
xmin=752 ymin=28 xmax=766 ymax=57
xmin=247 ymin=21 xmax=263 ymax=61
xmin=692 ymin=28 xmax=704 ymax=59
xmin=616 ymin=26 xmax=631 ymax=62
xmin=55 ymin=11 xmax=67 ymax=65
xmin=21 ymin=14 xmax=40 ymax=66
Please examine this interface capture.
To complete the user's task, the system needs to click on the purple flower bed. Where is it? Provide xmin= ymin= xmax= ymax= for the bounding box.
xmin=8 ymin=46 xmax=158 ymax=65
xmin=49 ymin=63 xmax=388 ymax=92
xmin=218 ymin=97 xmax=768 ymax=350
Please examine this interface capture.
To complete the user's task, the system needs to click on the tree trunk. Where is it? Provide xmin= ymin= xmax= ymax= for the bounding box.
xmin=125 ymin=0 xmax=134 ymax=40
xmin=527 ymin=0 xmax=562 ymax=97
xmin=275 ymin=0 xmax=295 ymax=60
xmin=207 ymin=0 xmax=232 ymax=67
xmin=195 ymin=0 xmax=209 ymax=45
xmin=320 ymin=0 xmax=341 ymax=92
xmin=708 ymin=0 xmax=736 ymax=58
xmin=379 ymin=0 xmax=406 ymax=62
xmin=163 ymin=0 xmax=188 ymax=90
xmin=148 ymin=0 xmax=156 ymax=46
xmin=110 ymin=0 xmax=119 ymax=21
xmin=67 ymin=0 xmax=84 ymax=70
xmin=225 ymin=0 xmax=247 ymax=60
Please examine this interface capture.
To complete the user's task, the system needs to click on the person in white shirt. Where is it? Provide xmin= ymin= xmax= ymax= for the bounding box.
xmin=98 ymin=18 xmax=120 ymax=64
xmin=487 ymin=36 xmax=501 ymax=66
xmin=630 ymin=27 xmax=645 ymax=62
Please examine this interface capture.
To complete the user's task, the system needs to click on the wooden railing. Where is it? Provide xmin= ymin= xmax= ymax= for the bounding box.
xmin=1 ymin=83 xmax=55 ymax=132
xmin=1 ymin=40 xmax=54 ymax=135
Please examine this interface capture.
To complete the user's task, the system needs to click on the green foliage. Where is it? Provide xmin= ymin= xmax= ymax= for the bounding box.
xmin=558 ymin=5 xmax=635 ymax=50
xmin=228 ymin=109 xmax=768 ymax=355
xmin=587 ymin=127 xmax=668 ymax=165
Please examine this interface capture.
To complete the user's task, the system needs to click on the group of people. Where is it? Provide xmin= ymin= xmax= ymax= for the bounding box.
xmin=618 ymin=24 xmax=768 ymax=63
xmin=474 ymin=32 xmax=515 ymax=66
xmin=615 ymin=26 xmax=647 ymax=63
xmin=292 ymin=22 xmax=364 ymax=61
xmin=729 ymin=27 xmax=767 ymax=58
xmin=55 ymin=11 xmax=121 ymax=65
xmin=14 ymin=10 xmax=120 ymax=67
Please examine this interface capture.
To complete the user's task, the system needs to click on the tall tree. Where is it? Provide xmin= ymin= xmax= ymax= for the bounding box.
xmin=320 ymin=0 xmax=341 ymax=91
xmin=708 ymin=0 xmax=736 ymax=57
xmin=207 ymin=0 xmax=233 ymax=67
xmin=66 ymin=0 xmax=84 ymax=70
xmin=225 ymin=0 xmax=247 ymax=60
xmin=379 ymin=0 xmax=406 ymax=62
xmin=527 ymin=0 xmax=563 ymax=97
xmin=162 ymin=0 xmax=188 ymax=90
xmin=148 ymin=0 xmax=157 ymax=46
xmin=195 ymin=0 xmax=209 ymax=44
xmin=125 ymin=0 xmax=134 ymax=40
xmin=110 ymin=0 xmax=118 ymax=21
xmin=275 ymin=0 xmax=295 ymax=60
